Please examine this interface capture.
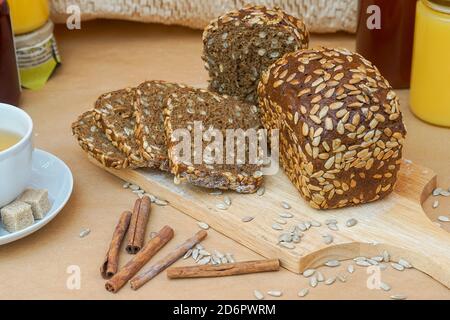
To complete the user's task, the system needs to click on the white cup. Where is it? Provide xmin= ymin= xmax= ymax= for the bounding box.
xmin=0 ymin=103 xmax=33 ymax=207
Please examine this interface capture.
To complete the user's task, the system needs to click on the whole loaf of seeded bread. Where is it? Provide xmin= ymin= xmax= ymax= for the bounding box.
xmin=258 ymin=47 xmax=407 ymax=209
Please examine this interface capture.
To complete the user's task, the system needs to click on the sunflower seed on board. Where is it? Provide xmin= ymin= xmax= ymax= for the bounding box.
xmin=347 ymin=264 xmax=355 ymax=274
xmin=129 ymin=184 xmax=140 ymax=191
xmin=298 ymin=288 xmax=309 ymax=297
xmin=346 ymin=218 xmax=358 ymax=227
xmin=79 ymin=228 xmax=90 ymax=238
xmin=196 ymin=244 xmax=204 ymax=250
xmin=438 ymin=215 xmax=450 ymax=222
xmin=390 ymin=294 xmax=407 ymax=300
xmin=310 ymin=220 xmax=322 ymax=227
xmin=367 ymin=258 xmax=379 ymax=266
xmin=155 ymin=198 xmax=169 ymax=206
xmin=382 ymin=250 xmax=390 ymax=262
xmin=281 ymin=201 xmax=291 ymax=209
xmin=254 ymin=290 xmax=264 ymax=300
xmin=354 ymin=256 xmax=368 ymax=262
xmin=192 ymin=248 xmax=199 ymax=260
xmin=221 ymin=256 xmax=228 ymax=264
xmin=309 ymin=276 xmax=318 ymax=288
xmin=322 ymin=234 xmax=333 ymax=245
xmin=197 ymin=222 xmax=210 ymax=230
xmin=371 ymin=256 xmax=384 ymax=262
xmin=272 ymin=223 xmax=284 ymax=231
xmin=267 ymin=290 xmax=282 ymax=297
xmin=145 ymin=194 xmax=156 ymax=202
xmin=391 ymin=262 xmax=405 ymax=271
xmin=195 ymin=254 xmax=203 ymax=262
xmin=380 ymin=282 xmax=391 ymax=291
xmin=183 ymin=249 xmax=193 ymax=259
xmin=302 ymin=269 xmax=316 ymax=278
xmin=279 ymin=242 xmax=295 ymax=249
xmin=432 ymin=200 xmax=439 ymax=208
xmin=279 ymin=212 xmax=293 ymax=218
xmin=122 ymin=182 xmax=130 ymax=189
xmin=198 ymin=256 xmax=211 ymax=265
xmin=278 ymin=233 xmax=293 ymax=243
xmin=304 ymin=221 xmax=312 ymax=230
xmin=209 ymin=190 xmax=223 ymax=196
xmin=224 ymin=196 xmax=232 ymax=206
xmin=325 ymin=260 xmax=340 ymax=267
xmin=398 ymin=258 xmax=412 ymax=269
xmin=211 ymin=255 xmax=221 ymax=265
xmin=356 ymin=260 xmax=371 ymax=267
xmin=274 ymin=218 xmax=287 ymax=225
xmin=432 ymin=187 xmax=443 ymax=196
xmin=292 ymin=234 xmax=301 ymax=243
xmin=325 ymin=276 xmax=336 ymax=285
xmin=226 ymin=253 xmax=235 ymax=263
xmin=328 ymin=224 xmax=339 ymax=231
xmin=297 ymin=222 xmax=307 ymax=231
xmin=199 ymin=250 xmax=211 ymax=256
xmin=256 ymin=187 xmax=265 ymax=196
xmin=216 ymin=202 xmax=228 ymax=210
xmin=325 ymin=219 xmax=338 ymax=225
xmin=316 ymin=271 xmax=325 ymax=282
xmin=440 ymin=190 xmax=450 ymax=196
xmin=242 ymin=216 xmax=254 ymax=222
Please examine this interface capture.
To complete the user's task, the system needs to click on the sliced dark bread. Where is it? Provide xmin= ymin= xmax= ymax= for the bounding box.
xmin=134 ymin=81 xmax=186 ymax=171
xmin=93 ymin=88 xmax=148 ymax=168
xmin=72 ymin=111 xmax=129 ymax=169
xmin=163 ymin=87 xmax=264 ymax=193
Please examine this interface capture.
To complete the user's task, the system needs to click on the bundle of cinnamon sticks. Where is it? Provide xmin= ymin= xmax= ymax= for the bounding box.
xmin=100 ymin=194 xmax=280 ymax=293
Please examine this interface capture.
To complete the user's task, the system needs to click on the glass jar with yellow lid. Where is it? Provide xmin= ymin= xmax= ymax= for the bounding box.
xmin=410 ymin=0 xmax=450 ymax=127
xmin=7 ymin=0 xmax=49 ymax=35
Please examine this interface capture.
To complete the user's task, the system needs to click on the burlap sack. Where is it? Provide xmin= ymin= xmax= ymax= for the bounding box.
xmin=51 ymin=0 xmax=357 ymax=33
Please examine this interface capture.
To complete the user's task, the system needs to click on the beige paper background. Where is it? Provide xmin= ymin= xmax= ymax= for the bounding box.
xmin=0 ymin=20 xmax=449 ymax=299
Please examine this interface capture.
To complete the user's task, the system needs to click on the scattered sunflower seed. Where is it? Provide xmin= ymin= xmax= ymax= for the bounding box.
xmin=302 ymin=269 xmax=316 ymax=278
xmin=197 ymin=222 xmax=210 ymax=230
xmin=267 ymin=290 xmax=282 ymax=297
xmin=440 ymin=190 xmax=450 ymax=196
xmin=325 ymin=219 xmax=338 ymax=225
xmin=371 ymin=256 xmax=384 ymax=262
xmin=432 ymin=188 xmax=443 ymax=196
xmin=272 ymin=223 xmax=283 ymax=231
xmin=328 ymin=224 xmax=339 ymax=231
xmin=241 ymin=216 xmax=254 ymax=222
xmin=199 ymin=249 xmax=210 ymax=256
xmin=325 ymin=276 xmax=336 ymax=285
xmin=226 ymin=253 xmax=235 ymax=263
xmin=183 ymin=249 xmax=192 ymax=259
xmin=346 ymin=218 xmax=358 ymax=227
xmin=356 ymin=260 xmax=371 ymax=267
xmin=297 ymin=222 xmax=307 ymax=231
xmin=398 ymin=258 xmax=412 ymax=269
xmin=79 ymin=228 xmax=90 ymax=238
xmin=347 ymin=264 xmax=355 ymax=274
xmin=325 ymin=260 xmax=340 ymax=267
xmin=281 ymin=201 xmax=291 ymax=209
xmin=432 ymin=200 xmax=439 ymax=209
xmin=216 ymin=202 xmax=228 ymax=210
xmin=155 ymin=198 xmax=169 ymax=206
xmin=198 ymin=256 xmax=211 ymax=265
xmin=257 ymin=187 xmax=265 ymax=196
xmin=390 ymin=294 xmax=407 ymax=300
xmin=310 ymin=220 xmax=322 ymax=227
xmin=322 ymin=234 xmax=334 ymax=245
xmin=316 ymin=271 xmax=324 ymax=282
xmin=367 ymin=258 xmax=379 ymax=266
xmin=382 ymin=250 xmax=390 ymax=262
xmin=129 ymin=184 xmax=140 ymax=191
xmin=279 ymin=212 xmax=293 ymax=218
xmin=438 ymin=215 xmax=450 ymax=222
xmin=224 ymin=196 xmax=232 ymax=206
xmin=380 ymin=282 xmax=391 ymax=291
xmin=298 ymin=288 xmax=309 ymax=297
xmin=254 ymin=290 xmax=264 ymax=300
xmin=278 ymin=233 xmax=293 ymax=243
xmin=274 ymin=218 xmax=287 ymax=225
xmin=122 ymin=182 xmax=130 ymax=188
xmin=309 ymin=276 xmax=318 ymax=288
xmin=192 ymin=248 xmax=199 ymax=260
xmin=391 ymin=262 xmax=405 ymax=271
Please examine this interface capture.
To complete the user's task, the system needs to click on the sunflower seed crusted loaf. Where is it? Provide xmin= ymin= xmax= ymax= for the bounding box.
xmin=258 ymin=47 xmax=407 ymax=209
xmin=134 ymin=81 xmax=186 ymax=171
xmin=163 ymin=87 xmax=264 ymax=193
xmin=202 ymin=5 xmax=309 ymax=104
xmin=72 ymin=111 xmax=129 ymax=169
xmin=94 ymin=88 xmax=148 ymax=168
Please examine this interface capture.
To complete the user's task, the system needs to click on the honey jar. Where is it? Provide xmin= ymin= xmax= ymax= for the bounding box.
xmin=410 ymin=0 xmax=450 ymax=127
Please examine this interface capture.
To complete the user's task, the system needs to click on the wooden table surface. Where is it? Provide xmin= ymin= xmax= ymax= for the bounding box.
xmin=0 ymin=20 xmax=449 ymax=300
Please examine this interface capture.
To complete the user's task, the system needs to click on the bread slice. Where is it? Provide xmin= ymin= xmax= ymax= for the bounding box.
xmin=93 ymin=88 xmax=148 ymax=168
xmin=72 ymin=110 xmax=129 ymax=169
xmin=134 ymin=81 xmax=186 ymax=171
xmin=163 ymin=87 xmax=264 ymax=193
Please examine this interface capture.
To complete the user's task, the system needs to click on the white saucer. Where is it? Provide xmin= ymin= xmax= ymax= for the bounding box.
xmin=0 ymin=149 xmax=73 ymax=245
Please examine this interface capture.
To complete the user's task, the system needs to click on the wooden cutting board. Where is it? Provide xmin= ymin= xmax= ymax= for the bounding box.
xmin=91 ymin=158 xmax=450 ymax=288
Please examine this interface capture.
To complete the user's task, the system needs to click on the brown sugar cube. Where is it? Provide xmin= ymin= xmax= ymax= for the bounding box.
xmin=1 ymin=201 xmax=34 ymax=233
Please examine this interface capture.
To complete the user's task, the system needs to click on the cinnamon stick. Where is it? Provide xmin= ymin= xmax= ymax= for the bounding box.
xmin=105 ymin=225 xmax=174 ymax=293
xmin=126 ymin=196 xmax=151 ymax=254
xmin=129 ymin=230 xmax=207 ymax=290
xmin=166 ymin=259 xmax=280 ymax=279
xmin=100 ymin=210 xmax=132 ymax=279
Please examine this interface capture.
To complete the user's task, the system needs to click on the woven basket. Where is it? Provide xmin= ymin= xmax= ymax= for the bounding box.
xmin=50 ymin=0 xmax=357 ymax=33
